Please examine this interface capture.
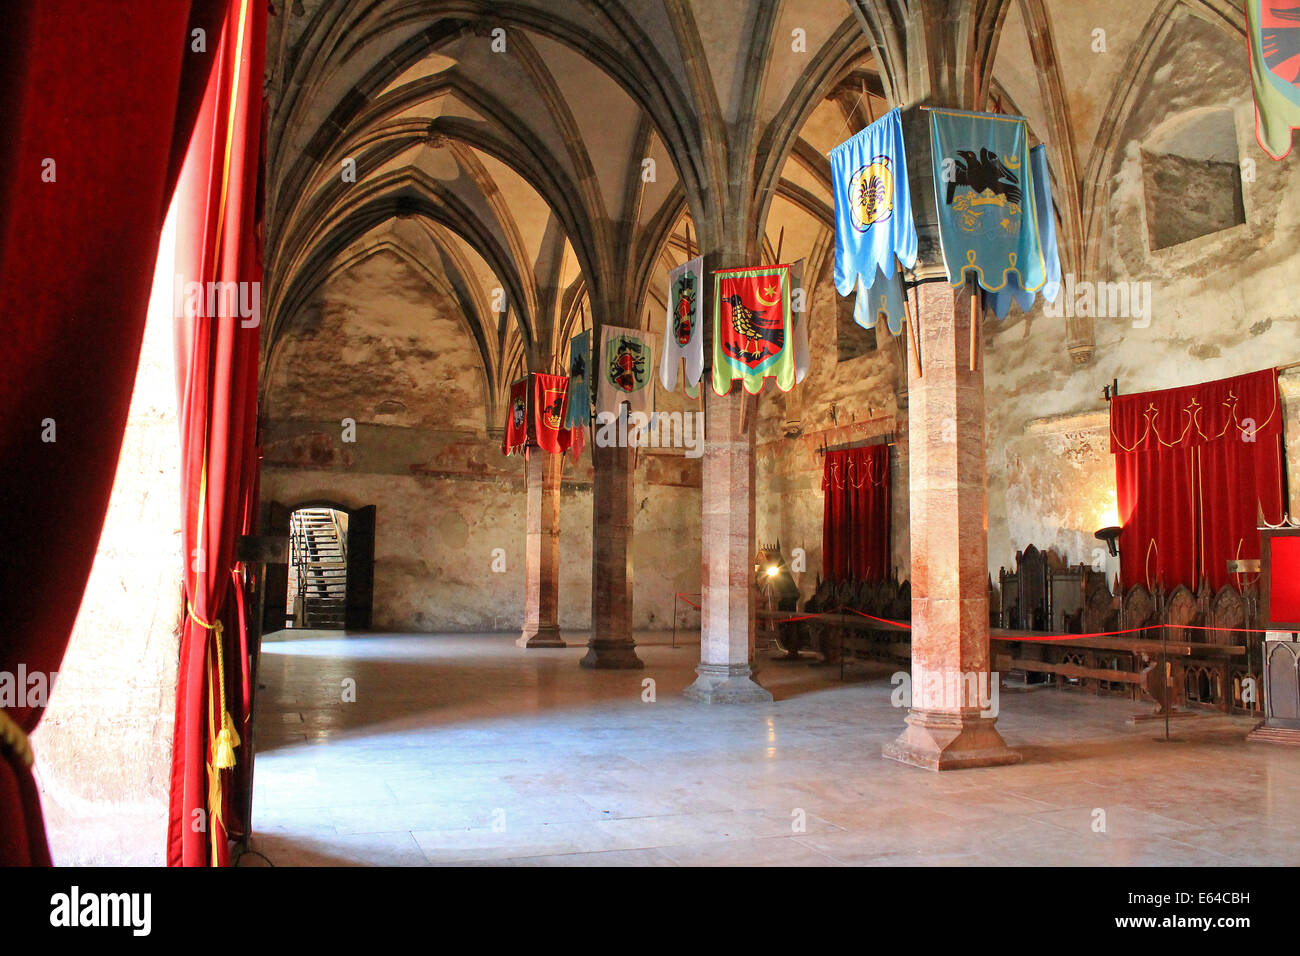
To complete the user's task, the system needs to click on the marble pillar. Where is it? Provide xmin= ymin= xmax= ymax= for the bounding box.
xmin=882 ymin=279 xmax=1019 ymax=769
xmin=581 ymin=436 xmax=642 ymax=668
xmin=685 ymin=385 xmax=772 ymax=703
xmin=518 ymin=450 xmax=564 ymax=648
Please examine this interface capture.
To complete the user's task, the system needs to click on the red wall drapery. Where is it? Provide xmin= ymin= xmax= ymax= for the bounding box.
xmin=822 ymin=445 xmax=891 ymax=583
xmin=166 ymin=0 xmax=266 ymax=868
xmin=0 ymin=0 xmax=223 ymax=867
xmin=1111 ymin=368 xmax=1286 ymax=592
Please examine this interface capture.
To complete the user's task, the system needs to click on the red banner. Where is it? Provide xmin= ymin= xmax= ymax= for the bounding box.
xmin=503 ymin=374 xmax=575 ymax=456
xmin=533 ymin=373 xmax=572 ymax=455
xmin=1111 ymin=368 xmax=1286 ymax=592
xmin=503 ymin=378 xmax=529 ymax=456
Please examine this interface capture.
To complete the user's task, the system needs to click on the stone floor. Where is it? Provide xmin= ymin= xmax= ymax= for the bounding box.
xmin=245 ymin=629 xmax=1300 ymax=866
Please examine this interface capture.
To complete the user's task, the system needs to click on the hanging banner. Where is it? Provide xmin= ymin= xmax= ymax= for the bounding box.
xmin=565 ymin=330 xmax=592 ymax=429
xmin=790 ymin=258 xmax=810 ymax=384
xmin=661 ymin=255 xmax=705 ymax=397
xmin=929 ymin=108 xmax=1046 ymax=294
xmin=854 ymin=265 xmax=907 ymax=335
xmin=986 ymin=144 xmax=1062 ymax=318
xmin=597 ymin=325 xmax=657 ymax=423
xmin=502 ymin=373 xmax=574 ymax=456
xmin=503 ymin=377 xmax=529 ymax=456
xmin=712 ymin=263 xmax=796 ymax=395
xmin=1247 ymin=0 xmax=1300 ymax=159
xmin=830 ymin=107 xmax=918 ymax=296
xmin=532 ymin=372 xmax=572 ymax=455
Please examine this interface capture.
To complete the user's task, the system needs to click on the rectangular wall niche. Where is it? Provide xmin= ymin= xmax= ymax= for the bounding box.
xmin=1142 ymin=110 xmax=1246 ymax=252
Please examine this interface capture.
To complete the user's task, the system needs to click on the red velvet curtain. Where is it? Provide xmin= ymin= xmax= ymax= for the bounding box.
xmin=166 ymin=0 xmax=266 ymax=867
xmin=822 ymin=445 xmax=891 ymax=583
xmin=0 ymin=0 xmax=224 ymax=867
xmin=1111 ymin=368 xmax=1286 ymax=592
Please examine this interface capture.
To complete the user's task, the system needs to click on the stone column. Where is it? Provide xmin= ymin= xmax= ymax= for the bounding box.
xmin=685 ymin=384 xmax=772 ymax=703
xmin=581 ymin=435 xmax=643 ymax=668
xmin=882 ymin=278 xmax=1019 ymax=769
xmin=517 ymin=450 xmax=564 ymax=648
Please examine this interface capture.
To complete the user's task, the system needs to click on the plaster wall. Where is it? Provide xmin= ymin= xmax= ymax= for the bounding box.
xmin=262 ymin=246 xmax=701 ymax=634
xmin=755 ymin=15 xmax=1300 ymax=596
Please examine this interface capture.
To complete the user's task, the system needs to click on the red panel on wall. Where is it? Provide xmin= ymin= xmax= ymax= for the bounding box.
xmin=1269 ymin=536 xmax=1300 ymax=624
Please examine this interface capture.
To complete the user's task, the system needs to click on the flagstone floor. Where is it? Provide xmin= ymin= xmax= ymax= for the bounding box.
xmin=245 ymin=629 xmax=1300 ymax=866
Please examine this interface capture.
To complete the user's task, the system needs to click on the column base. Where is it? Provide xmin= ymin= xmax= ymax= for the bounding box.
xmin=516 ymin=624 xmax=565 ymax=649
xmin=579 ymin=638 xmax=643 ymax=669
xmin=882 ymin=708 xmax=1021 ymax=771
xmin=683 ymin=663 xmax=773 ymax=704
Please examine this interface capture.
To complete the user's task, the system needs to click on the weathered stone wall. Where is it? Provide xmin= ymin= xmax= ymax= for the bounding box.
xmin=262 ymin=245 xmax=701 ymax=634
xmin=985 ymin=12 xmax=1300 ymax=580
xmin=755 ymin=14 xmax=1300 ymax=597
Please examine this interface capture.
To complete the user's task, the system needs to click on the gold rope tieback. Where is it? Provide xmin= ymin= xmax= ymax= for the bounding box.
xmin=0 ymin=708 xmax=33 ymax=769
xmin=187 ymin=601 xmax=241 ymax=770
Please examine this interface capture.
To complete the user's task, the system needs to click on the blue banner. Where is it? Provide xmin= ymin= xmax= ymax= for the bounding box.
xmin=929 ymin=108 xmax=1045 ymax=294
xmin=830 ymin=107 xmax=917 ymax=297
xmin=565 ymin=330 xmax=591 ymax=429
xmin=986 ymin=144 xmax=1061 ymax=317
xmin=853 ymin=266 xmax=907 ymax=336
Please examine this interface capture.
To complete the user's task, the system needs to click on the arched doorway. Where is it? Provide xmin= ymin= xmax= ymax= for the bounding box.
xmin=261 ymin=501 xmax=376 ymax=632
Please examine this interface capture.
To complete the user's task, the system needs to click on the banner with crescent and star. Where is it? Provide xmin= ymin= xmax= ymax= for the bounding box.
xmin=660 ymin=255 xmax=704 ymax=398
xmin=712 ymin=263 xmax=796 ymax=395
xmin=929 ymin=108 xmax=1046 ymax=295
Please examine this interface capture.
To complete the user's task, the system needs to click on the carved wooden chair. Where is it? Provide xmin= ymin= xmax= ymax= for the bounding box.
xmin=999 ymin=566 xmax=1020 ymax=629
xmin=1016 ymin=544 xmax=1049 ymax=632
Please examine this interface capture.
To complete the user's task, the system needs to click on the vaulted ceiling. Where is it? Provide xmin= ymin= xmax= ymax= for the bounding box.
xmin=261 ymin=0 xmax=1249 ymax=423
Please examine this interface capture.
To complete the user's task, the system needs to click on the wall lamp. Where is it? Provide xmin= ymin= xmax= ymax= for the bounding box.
xmin=1094 ymin=526 xmax=1122 ymax=557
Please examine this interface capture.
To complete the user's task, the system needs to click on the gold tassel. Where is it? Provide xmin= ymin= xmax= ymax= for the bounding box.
xmin=214 ymin=719 xmax=239 ymax=769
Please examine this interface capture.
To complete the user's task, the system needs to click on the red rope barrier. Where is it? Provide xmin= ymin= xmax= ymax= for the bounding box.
xmin=759 ymin=606 xmax=1281 ymax=643
xmin=675 ymin=592 xmax=701 ymax=611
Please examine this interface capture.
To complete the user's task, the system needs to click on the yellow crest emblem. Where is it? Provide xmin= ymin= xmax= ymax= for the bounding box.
xmin=849 ymin=156 xmax=894 ymax=232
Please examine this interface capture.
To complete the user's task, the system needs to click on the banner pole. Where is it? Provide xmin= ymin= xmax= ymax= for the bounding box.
xmin=969 ymin=278 xmax=979 ymax=371
xmin=903 ymin=297 xmax=922 ymax=378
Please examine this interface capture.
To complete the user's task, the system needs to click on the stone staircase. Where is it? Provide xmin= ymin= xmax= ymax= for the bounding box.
xmin=291 ymin=508 xmax=347 ymax=629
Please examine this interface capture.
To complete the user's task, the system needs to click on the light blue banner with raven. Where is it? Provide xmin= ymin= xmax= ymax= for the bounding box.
xmin=929 ymin=108 xmax=1046 ymax=295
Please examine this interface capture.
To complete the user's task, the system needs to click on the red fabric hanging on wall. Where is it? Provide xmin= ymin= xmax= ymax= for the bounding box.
xmin=166 ymin=0 xmax=266 ymax=868
xmin=0 ymin=0 xmax=223 ymax=867
xmin=1111 ymin=368 xmax=1285 ymax=592
xmin=822 ymin=444 xmax=891 ymax=583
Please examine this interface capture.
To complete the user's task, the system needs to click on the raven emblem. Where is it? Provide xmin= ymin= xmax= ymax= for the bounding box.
xmin=946 ymin=148 xmax=1022 ymax=208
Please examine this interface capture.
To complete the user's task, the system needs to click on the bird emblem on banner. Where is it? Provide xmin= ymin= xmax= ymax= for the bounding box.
xmin=711 ymin=263 xmax=797 ymax=395
xmin=929 ymin=108 xmax=1046 ymax=294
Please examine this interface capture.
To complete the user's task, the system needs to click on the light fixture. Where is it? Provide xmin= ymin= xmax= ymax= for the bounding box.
xmin=766 ymin=565 xmax=779 ymax=577
xmin=1095 ymin=526 xmax=1122 ymax=557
